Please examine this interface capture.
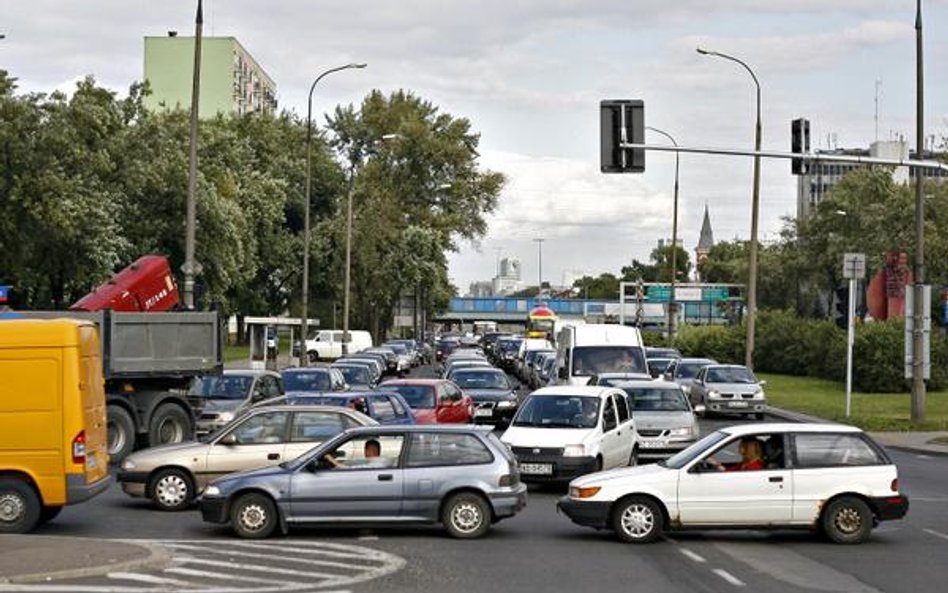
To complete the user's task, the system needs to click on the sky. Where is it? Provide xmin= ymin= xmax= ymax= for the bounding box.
xmin=3 ymin=1 xmax=947 ymax=293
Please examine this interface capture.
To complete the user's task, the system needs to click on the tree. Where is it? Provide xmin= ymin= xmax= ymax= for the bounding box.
xmin=572 ymin=273 xmax=620 ymax=299
xmin=649 ymin=244 xmax=691 ymax=282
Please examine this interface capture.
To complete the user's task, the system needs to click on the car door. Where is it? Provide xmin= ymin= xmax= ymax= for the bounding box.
xmin=438 ymin=384 xmax=465 ymax=423
xmin=676 ymin=433 xmax=792 ymax=525
xmin=612 ymin=391 xmax=636 ymax=463
xmin=287 ymin=433 xmax=406 ymax=521
xmin=598 ymin=395 xmax=626 ymax=469
xmin=204 ymin=411 xmax=290 ymax=482
xmin=689 ymin=368 xmax=707 ymax=406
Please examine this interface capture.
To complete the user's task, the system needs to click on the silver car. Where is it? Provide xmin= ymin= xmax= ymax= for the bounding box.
xmin=189 ymin=370 xmax=284 ymax=437
xmin=117 ymin=405 xmax=376 ymax=511
xmin=608 ymin=379 xmax=701 ymax=462
xmin=199 ymin=425 xmax=528 ymax=539
xmin=688 ymin=364 xmax=767 ymax=419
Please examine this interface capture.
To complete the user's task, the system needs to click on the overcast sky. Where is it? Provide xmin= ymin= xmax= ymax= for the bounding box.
xmin=4 ymin=1 xmax=947 ymax=292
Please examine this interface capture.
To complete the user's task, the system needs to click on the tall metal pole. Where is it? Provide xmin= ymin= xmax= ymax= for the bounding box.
xmin=911 ymin=0 xmax=926 ymax=422
xmin=183 ymin=0 xmax=203 ymax=310
xmin=697 ymin=47 xmax=762 ymax=370
xmin=533 ymin=238 xmax=544 ymax=300
xmin=342 ymin=165 xmax=355 ymax=356
xmin=299 ymin=63 xmax=366 ymax=367
xmin=646 ymin=126 xmax=680 ymax=338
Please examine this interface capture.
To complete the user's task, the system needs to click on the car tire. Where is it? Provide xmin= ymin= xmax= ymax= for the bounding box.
xmin=107 ymin=404 xmax=136 ymax=464
xmin=149 ymin=468 xmax=195 ymax=512
xmin=230 ymin=492 xmax=278 ymax=539
xmin=308 ymin=351 xmax=319 ymax=363
xmin=442 ymin=492 xmax=491 ymax=539
xmin=37 ymin=505 xmax=63 ymax=526
xmin=822 ymin=496 xmax=873 ymax=544
xmin=0 ymin=479 xmax=41 ymax=534
xmin=148 ymin=404 xmax=192 ymax=448
xmin=754 ymin=412 xmax=766 ymax=421
xmin=628 ymin=446 xmax=639 ymax=467
xmin=612 ymin=496 xmax=663 ymax=544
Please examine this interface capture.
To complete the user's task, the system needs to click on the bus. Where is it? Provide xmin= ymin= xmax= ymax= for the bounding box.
xmin=525 ymin=305 xmax=557 ymax=340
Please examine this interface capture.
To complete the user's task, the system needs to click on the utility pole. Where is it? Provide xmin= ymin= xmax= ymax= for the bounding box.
xmin=911 ymin=0 xmax=926 ymax=422
xmin=182 ymin=0 xmax=203 ymax=309
xmin=533 ymin=238 xmax=544 ymax=300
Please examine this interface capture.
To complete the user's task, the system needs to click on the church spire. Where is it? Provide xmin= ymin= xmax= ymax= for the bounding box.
xmin=697 ymin=203 xmax=714 ymax=251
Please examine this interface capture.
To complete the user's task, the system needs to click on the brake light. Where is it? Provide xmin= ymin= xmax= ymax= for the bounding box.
xmin=72 ymin=430 xmax=86 ymax=465
xmin=891 ymin=478 xmax=899 ymax=492
xmin=499 ymin=473 xmax=520 ymax=487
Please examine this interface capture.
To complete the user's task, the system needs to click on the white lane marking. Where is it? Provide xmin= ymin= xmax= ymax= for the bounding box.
xmin=923 ymin=528 xmax=948 ymax=541
xmin=162 ymin=567 xmax=293 ymax=586
xmin=169 ymin=544 xmax=381 ymax=572
xmin=358 ymin=535 xmax=380 ymax=541
xmin=211 ymin=540 xmax=391 ymax=563
xmin=713 ymin=569 xmax=746 ymax=587
xmin=680 ymin=548 xmax=707 ymax=563
xmin=916 ymin=454 xmax=932 ymax=459
xmin=106 ymin=572 xmax=193 ymax=587
xmin=175 ymin=556 xmax=362 ymax=583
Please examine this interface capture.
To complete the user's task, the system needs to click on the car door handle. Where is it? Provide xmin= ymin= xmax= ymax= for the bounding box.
xmin=768 ymin=476 xmax=783 ymax=483
xmin=267 ymin=453 xmax=281 ymax=460
xmin=378 ymin=474 xmax=394 ymax=482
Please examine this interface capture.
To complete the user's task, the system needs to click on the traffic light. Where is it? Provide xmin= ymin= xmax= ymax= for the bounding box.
xmin=791 ymin=118 xmax=810 ymax=175
xmin=600 ymin=100 xmax=645 ymax=173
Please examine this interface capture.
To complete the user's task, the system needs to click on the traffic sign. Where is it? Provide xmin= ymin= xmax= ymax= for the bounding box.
xmin=842 ymin=253 xmax=866 ymax=280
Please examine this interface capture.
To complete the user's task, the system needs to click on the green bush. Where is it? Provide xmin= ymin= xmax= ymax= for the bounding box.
xmin=673 ymin=324 xmax=744 ymax=363
xmin=852 ymin=319 xmax=906 ymax=393
xmin=641 ymin=331 xmax=671 ymax=348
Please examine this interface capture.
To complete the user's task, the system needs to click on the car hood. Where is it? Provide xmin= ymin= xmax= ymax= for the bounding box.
xmin=707 ymin=382 xmax=761 ymax=394
xmin=634 ymin=412 xmax=695 ymax=431
xmin=125 ymin=441 xmax=210 ymax=466
xmin=571 ymin=462 xmax=670 ymax=487
xmin=213 ymin=463 xmax=291 ymax=488
xmin=464 ymin=388 xmax=515 ymax=402
xmin=196 ymin=398 xmax=245 ymax=414
xmin=501 ymin=425 xmax=596 ymax=448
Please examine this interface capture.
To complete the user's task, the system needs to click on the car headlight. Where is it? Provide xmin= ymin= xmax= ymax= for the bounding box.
xmin=121 ymin=459 xmax=136 ymax=470
xmin=218 ymin=412 xmax=235 ymax=423
xmin=681 ymin=385 xmax=691 ymax=395
xmin=754 ymin=387 xmax=765 ymax=397
xmin=668 ymin=427 xmax=694 ymax=437
xmin=563 ymin=444 xmax=586 ymax=457
xmin=570 ymin=486 xmax=601 ymax=499
xmin=707 ymin=390 xmax=720 ymax=399
xmin=204 ymin=485 xmax=221 ymax=497
xmin=496 ymin=400 xmax=516 ymax=408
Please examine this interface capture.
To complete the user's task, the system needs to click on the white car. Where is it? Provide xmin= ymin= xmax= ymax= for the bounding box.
xmin=557 ymin=423 xmax=909 ymax=544
xmin=501 ymin=386 xmax=637 ymax=482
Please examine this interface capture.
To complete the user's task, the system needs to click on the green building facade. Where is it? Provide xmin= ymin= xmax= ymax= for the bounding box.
xmin=143 ymin=36 xmax=277 ymax=118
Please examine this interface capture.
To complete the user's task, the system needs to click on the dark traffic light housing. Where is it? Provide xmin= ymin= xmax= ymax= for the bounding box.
xmin=601 ymin=100 xmax=644 ymax=173
xmin=791 ymin=118 xmax=810 ymax=175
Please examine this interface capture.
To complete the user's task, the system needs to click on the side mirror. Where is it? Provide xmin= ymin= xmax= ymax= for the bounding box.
xmin=219 ymin=433 xmax=238 ymax=446
xmin=759 ymin=380 xmax=767 ymax=386
xmin=693 ymin=404 xmax=706 ymax=415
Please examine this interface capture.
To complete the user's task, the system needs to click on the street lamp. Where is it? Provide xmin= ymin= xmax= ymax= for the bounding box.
xmin=300 ymin=62 xmax=366 ymax=367
xmin=697 ymin=46 xmax=762 ymax=370
xmin=533 ymin=238 xmax=545 ymax=300
xmin=646 ymin=126 xmax=681 ymax=338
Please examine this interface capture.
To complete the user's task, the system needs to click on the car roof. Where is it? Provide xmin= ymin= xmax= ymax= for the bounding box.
xmin=678 ymin=358 xmax=717 ymax=363
xmin=529 ymin=385 xmax=622 ymax=399
xmin=379 ymin=378 xmax=445 ymax=386
xmin=282 ymin=366 xmax=332 ymax=373
xmin=705 ymin=364 xmax=750 ymax=370
xmin=610 ymin=379 xmax=681 ymax=389
xmin=719 ymin=422 xmax=860 ymax=436
xmin=221 ymin=369 xmax=279 ymax=378
xmin=341 ymin=424 xmax=494 ymax=436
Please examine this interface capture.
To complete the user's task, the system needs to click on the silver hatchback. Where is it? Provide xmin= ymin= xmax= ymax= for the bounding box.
xmin=200 ymin=425 xmax=528 ymax=539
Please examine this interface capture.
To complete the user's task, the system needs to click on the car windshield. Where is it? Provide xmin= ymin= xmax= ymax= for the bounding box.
xmin=617 ymin=386 xmax=690 ymax=411
xmin=678 ymin=361 xmax=712 ymax=379
xmin=499 ymin=339 xmax=523 ymax=352
xmin=334 ymin=366 xmax=369 ymax=384
xmin=385 ymin=343 xmax=408 ymax=355
xmin=188 ymin=375 xmax=252 ymax=399
xmin=452 ymin=370 xmax=509 ymax=390
xmin=282 ymin=371 xmax=332 ymax=392
xmin=661 ymin=431 xmax=729 ymax=469
xmin=706 ymin=367 xmax=758 ymax=384
xmin=647 ymin=359 xmax=673 ymax=377
xmin=525 ymin=349 xmax=554 ymax=365
xmin=378 ymin=385 xmax=435 ymax=409
xmin=513 ymin=395 xmax=600 ymax=429
xmin=571 ymin=346 xmax=646 ymax=376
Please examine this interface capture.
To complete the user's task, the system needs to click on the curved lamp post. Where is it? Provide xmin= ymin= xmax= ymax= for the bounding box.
xmin=301 ymin=62 xmax=366 ymax=367
xmin=645 ymin=126 xmax=680 ymax=338
xmin=697 ymin=47 xmax=761 ymax=369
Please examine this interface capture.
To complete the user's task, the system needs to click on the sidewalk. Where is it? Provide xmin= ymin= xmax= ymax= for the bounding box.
xmin=0 ymin=536 xmax=169 ymax=584
xmin=767 ymin=405 xmax=948 ymax=456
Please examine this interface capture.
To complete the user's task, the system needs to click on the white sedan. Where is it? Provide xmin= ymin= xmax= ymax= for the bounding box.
xmin=557 ymin=422 xmax=908 ymax=544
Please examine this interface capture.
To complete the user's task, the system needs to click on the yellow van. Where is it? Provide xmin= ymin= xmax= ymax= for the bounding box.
xmin=0 ymin=318 xmax=110 ymax=533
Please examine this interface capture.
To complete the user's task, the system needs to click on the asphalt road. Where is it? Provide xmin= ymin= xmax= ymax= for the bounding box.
xmin=17 ymin=366 xmax=948 ymax=593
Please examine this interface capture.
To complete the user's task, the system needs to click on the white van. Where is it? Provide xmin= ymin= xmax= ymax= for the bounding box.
xmin=555 ymin=324 xmax=647 ymax=386
xmin=303 ymin=330 xmax=373 ymax=361
xmin=501 ymin=386 xmax=637 ymax=482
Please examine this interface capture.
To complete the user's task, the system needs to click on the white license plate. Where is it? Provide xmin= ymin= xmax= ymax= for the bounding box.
xmin=474 ymin=408 xmax=493 ymax=417
xmin=520 ymin=463 xmax=553 ymax=475
xmin=729 ymin=401 xmax=749 ymax=408
xmin=640 ymin=440 xmax=667 ymax=449
xmin=87 ymin=454 xmax=98 ymax=470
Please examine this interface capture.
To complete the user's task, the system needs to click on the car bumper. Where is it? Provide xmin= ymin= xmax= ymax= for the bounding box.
xmin=116 ymin=471 xmax=149 ymax=498
xmin=490 ymin=484 xmax=529 ymax=519
xmin=514 ymin=455 xmax=599 ymax=483
xmin=707 ymin=399 xmax=767 ymax=414
xmin=65 ymin=473 xmax=113 ymax=505
xmin=872 ymin=494 xmax=909 ymax=521
xmin=472 ymin=403 xmax=517 ymax=424
xmin=636 ymin=438 xmax=695 ymax=459
xmin=556 ymin=496 xmax=612 ymax=529
xmin=199 ymin=496 xmax=229 ymax=523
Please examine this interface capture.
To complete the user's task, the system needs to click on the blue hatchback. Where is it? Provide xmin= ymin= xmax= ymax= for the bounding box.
xmin=280 ymin=391 xmax=416 ymax=425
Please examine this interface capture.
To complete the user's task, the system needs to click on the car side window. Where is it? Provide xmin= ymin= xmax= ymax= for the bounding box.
xmin=372 ymin=396 xmax=397 ymax=422
xmin=229 ymin=411 xmax=289 ymax=445
xmin=326 ymin=435 xmax=405 ymax=470
xmin=793 ymin=433 xmax=883 ymax=468
xmin=389 ymin=395 xmax=408 ymax=418
xmin=614 ymin=393 xmax=630 ymax=424
xmin=406 ymin=433 xmax=494 ymax=468
xmin=291 ymin=411 xmax=352 ymax=442
xmin=602 ymin=397 xmax=617 ymax=432
xmin=332 ymin=331 xmax=345 ymax=342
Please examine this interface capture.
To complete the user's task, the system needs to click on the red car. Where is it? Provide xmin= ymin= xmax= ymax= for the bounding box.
xmin=377 ymin=379 xmax=474 ymax=424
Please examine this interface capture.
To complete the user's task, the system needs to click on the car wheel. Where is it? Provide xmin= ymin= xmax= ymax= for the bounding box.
xmin=37 ymin=505 xmax=63 ymax=526
xmin=107 ymin=404 xmax=136 ymax=464
xmin=149 ymin=468 xmax=194 ymax=511
xmin=754 ymin=412 xmax=766 ymax=421
xmin=628 ymin=446 xmax=639 ymax=467
xmin=594 ymin=456 xmax=604 ymax=472
xmin=230 ymin=492 xmax=278 ymax=539
xmin=612 ymin=496 xmax=663 ymax=544
xmin=0 ymin=479 xmax=41 ymax=534
xmin=822 ymin=496 xmax=873 ymax=544
xmin=307 ymin=351 xmax=319 ymax=363
xmin=442 ymin=492 xmax=491 ymax=539
xmin=148 ymin=404 xmax=192 ymax=448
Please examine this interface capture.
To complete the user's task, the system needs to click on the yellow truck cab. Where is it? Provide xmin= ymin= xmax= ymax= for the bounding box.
xmin=0 ymin=318 xmax=111 ymax=533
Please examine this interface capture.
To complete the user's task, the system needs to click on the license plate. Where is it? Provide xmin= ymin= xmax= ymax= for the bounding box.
xmin=520 ymin=463 xmax=552 ymax=475
xmin=729 ymin=401 xmax=749 ymax=408
xmin=87 ymin=454 xmax=98 ymax=470
xmin=474 ymin=408 xmax=493 ymax=417
xmin=640 ymin=440 xmax=667 ymax=449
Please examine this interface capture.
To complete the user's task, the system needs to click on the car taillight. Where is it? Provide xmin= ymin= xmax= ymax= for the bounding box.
xmin=72 ymin=430 xmax=86 ymax=465
xmin=499 ymin=473 xmax=519 ymax=487
xmin=891 ymin=478 xmax=899 ymax=492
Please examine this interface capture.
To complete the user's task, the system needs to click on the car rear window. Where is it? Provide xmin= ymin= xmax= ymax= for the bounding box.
xmin=406 ymin=433 xmax=494 ymax=467
xmin=793 ymin=433 xmax=885 ymax=468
